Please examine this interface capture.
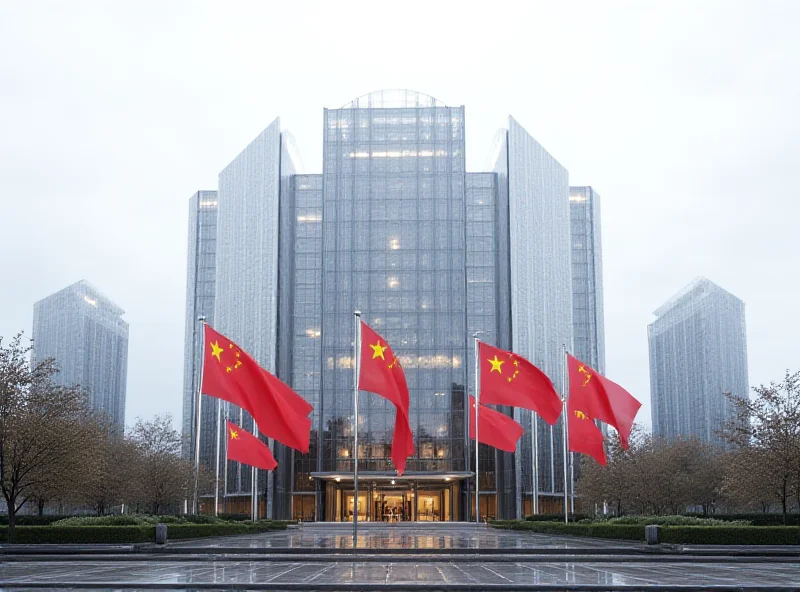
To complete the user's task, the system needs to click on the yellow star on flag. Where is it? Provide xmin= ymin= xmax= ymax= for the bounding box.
xmin=370 ymin=341 xmax=388 ymax=360
xmin=487 ymin=355 xmax=505 ymax=373
xmin=210 ymin=341 xmax=224 ymax=362
xmin=229 ymin=429 xmax=239 ymax=440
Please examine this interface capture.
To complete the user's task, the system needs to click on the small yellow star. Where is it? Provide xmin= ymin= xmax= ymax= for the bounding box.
xmin=210 ymin=341 xmax=224 ymax=362
xmin=229 ymin=429 xmax=239 ymax=440
xmin=487 ymin=355 xmax=505 ymax=373
xmin=234 ymin=360 xmax=242 ymax=369
xmin=370 ymin=341 xmax=388 ymax=360
xmin=229 ymin=343 xmax=234 ymax=349
xmin=226 ymin=366 xmax=232 ymax=373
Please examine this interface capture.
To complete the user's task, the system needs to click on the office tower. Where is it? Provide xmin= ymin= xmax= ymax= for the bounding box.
xmin=569 ymin=187 xmax=605 ymax=374
xmin=181 ymin=191 xmax=218 ymax=475
xmin=189 ymin=90 xmax=574 ymax=520
xmin=648 ymin=277 xmax=749 ymax=446
xmin=32 ymin=280 xmax=128 ymax=429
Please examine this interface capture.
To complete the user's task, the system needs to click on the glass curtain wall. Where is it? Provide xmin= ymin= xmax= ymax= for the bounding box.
xmin=319 ymin=92 xmax=468 ymax=502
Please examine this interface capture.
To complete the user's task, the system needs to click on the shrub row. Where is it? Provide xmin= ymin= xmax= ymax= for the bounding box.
xmin=686 ymin=513 xmax=800 ymax=526
xmin=578 ymin=515 xmax=751 ymax=526
xmin=0 ymin=526 xmax=156 ymax=544
xmin=51 ymin=514 xmax=229 ymax=527
xmin=490 ymin=520 xmax=800 ymax=545
xmin=524 ymin=513 xmax=587 ymax=522
xmin=0 ymin=515 xmax=73 ymax=526
xmin=0 ymin=521 xmax=288 ymax=544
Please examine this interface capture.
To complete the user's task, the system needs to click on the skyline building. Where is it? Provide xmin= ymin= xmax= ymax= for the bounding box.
xmin=181 ymin=191 xmax=218 ymax=471
xmin=187 ymin=89 xmax=579 ymax=520
xmin=569 ymin=186 xmax=605 ymax=375
xmin=648 ymin=277 xmax=749 ymax=446
xmin=32 ymin=280 xmax=129 ymax=430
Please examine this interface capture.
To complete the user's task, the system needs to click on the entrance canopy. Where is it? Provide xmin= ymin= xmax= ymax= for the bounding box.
xmin=310 ymin=471 xmax=473 ymax=483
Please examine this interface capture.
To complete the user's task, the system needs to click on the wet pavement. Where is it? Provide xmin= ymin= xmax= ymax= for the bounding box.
xmin=1 ymin=558 xmax=799 ymax=589
xmin=175 ymin=524 xmax=634 ymax=551
xmin=2 ymin=525 xmax=799 ymax=590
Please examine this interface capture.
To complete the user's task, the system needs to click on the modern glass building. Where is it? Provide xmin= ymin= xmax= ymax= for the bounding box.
xmin=32 ymin=280 xmax=129 ymax=430
xmin=187 ymin=90 xmax=577 ymax=520
xmin=569 ymin=187 xmax=605 ymax=375
xmin=181 ymin=191 xmax=218 ymax=476
xmin=648 ymin=277 xmax=749 ymax=446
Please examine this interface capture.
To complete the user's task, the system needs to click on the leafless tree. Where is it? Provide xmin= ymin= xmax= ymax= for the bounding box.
xmin=0 ymin=333 xmax=93 ymax=541
xmin=128 ymin=414 xmax=196 ymax=515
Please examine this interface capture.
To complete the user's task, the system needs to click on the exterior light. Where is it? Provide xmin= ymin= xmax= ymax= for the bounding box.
xmin=391 ymin=479 xmax=396 ymax=485
xmin=444 ymin=477 xmax=451 ymax=481
xmin=335 ymin=477 xmax=341 ymax=482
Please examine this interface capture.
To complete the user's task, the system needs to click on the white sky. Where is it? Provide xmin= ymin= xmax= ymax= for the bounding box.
xmin=1 ymin=1 xmax=798 ymax=431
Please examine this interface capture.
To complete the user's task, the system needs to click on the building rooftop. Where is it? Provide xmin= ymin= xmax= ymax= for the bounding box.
xmin=339 ymin=89 xmax=448 ymax=109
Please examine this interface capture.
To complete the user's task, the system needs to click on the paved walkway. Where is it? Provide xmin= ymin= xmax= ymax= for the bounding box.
xmin=1 ymin=558 xmax=799 ymax=589
xmin=177 ymin=524 xmax=634 ymax=550
xmin=2 ymin=525 xmax=799 ymax=589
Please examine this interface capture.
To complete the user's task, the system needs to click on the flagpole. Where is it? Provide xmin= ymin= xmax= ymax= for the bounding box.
xmin=562 ymin=344 xmax=569 ymax=524
xmin=532 ymin=415 xmax=539 ymax=515
xmin=474 ymin=336 xmax=480 ymax=525
xmin=223 ymin=408 xmax=229 ymax=514
xmin=192 ymin=316 xmax=206 ymax=515
xmin=214 ymin=398 xmax=221 ymax=516
xmin=251 ymin=465 xmax=256 ymax=521
xmin=570 ymin=451 xmax=575 ymax=514
xmin=353 ymin=310 xmax=361 ymax=547
xmin=252 ymin=421 xmax=259 ymax=521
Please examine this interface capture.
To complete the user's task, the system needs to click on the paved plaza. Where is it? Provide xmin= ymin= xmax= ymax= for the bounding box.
xmin=175 ymin=524 xmax=636 ymax=551
xmin=1 ymin=525 xmax=799 ymax=590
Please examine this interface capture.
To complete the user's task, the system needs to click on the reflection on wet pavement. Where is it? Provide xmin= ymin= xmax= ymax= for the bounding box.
xmin=1 ymin=559 xmax=799 ymax=587
xmin=176 ymin=524 xmax=635 ymax=550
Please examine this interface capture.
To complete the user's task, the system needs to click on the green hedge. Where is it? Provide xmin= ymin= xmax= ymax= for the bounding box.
xmin=490 ymin=520 xmax=800 ymax=545
xmin=1 ymin=521 xmax=288 ymax=544
xmin=524 ymin=513 xmax=587 ymax=522
xmin=0 ymin=515 xmax=73 ymax=526
xmin=686 ymin=513 xmax=800 ymax=526
xmin=660 ymin=526 xmax=800 ymax=545
xmin=0 ymin=526 xmax=155 ymax=544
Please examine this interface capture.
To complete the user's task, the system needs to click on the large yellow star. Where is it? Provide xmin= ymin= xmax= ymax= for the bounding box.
xmin=210 ymin=340 xmax=224 ymax=362
xmin=229 ymin=429 xmax=239 ymax=440
xmin=488 ymin=355 xmax=505 ymax=373
xmin=370 ymin=341 xmax=388 ymax=360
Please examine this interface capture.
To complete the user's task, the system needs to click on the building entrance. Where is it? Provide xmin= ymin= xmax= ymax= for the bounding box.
xmin=323 ymin=477 xmax=460 ymax=522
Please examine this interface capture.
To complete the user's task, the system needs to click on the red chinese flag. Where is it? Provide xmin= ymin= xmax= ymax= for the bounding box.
xmin=568 ymin=390 xmax=607 ymax=466
xmin=357 ymin=321 xmax=414 ymax=476
xmin=478 ymin=342 xmax=562 ymax=425
xmin=202 ymin=324 xmax=312 ymax=453
xmin=468 ymin=396 xmax=524 ymax=453
xmin=567 ymin=353 xmax=641 ymax=449
xmin=226 ymin=420 xmax=277 ymax=471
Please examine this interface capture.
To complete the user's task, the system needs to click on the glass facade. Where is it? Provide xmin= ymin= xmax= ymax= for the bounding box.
xmin=316 ymin=92 xmax=471 ymax=519
xmin=648 ymin=278 xmax=749 ymax=447
xmin=181 ymin=191 xmax=218 ymax=483
xmin=214 ymin=119 xmax=295 ymax=515
xmin=32 ymin=280 xmax=128 ymax=430
xmin=184 ymin=91 xmax=583 ymax=520
xmin=498 ymin=118 xmax=573 ymax=516
xmin=569 ymin=187 xmax=605 ymax=374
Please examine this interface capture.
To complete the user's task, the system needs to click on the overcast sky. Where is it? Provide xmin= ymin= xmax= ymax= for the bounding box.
xmin=1 ymin=1 xmax=798 ymax=431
